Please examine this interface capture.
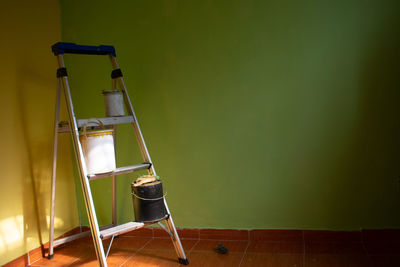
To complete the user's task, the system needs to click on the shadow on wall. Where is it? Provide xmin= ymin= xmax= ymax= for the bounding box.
xmin=11 ymin=61 xmax=80 ymax=260
xmin=349 ymin=14 xmax=400 ymax=225
xmin=0 ymin=65 xmax=54 ymax=260
xmin=12 ymin=58 xmax=80 ymax=258
xmin=307 ymin=9 xmax=400 ymax=228
xmin=16 ymin=64 xmax=54 ymax=257
xmin=0 ymin=60 xmax=80 ymax=264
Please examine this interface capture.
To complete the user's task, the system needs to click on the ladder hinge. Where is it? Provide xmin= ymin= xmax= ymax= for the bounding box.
xmin=111 ymin=69 xmax=123 ymax=79
xmin=57 ymin=67 xmax=68 ymax=78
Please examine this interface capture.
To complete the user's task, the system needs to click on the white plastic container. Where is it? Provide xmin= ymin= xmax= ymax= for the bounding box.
xmin=102 ymin=90 xmax=125 ymax=117
xmin=80 ymin=128 xmax=116 ymax=174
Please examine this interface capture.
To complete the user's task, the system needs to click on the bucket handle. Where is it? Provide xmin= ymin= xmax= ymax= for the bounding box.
xmin=131 ymin=191 xmax=167 ymax=201
xmin=82 ymin=119 xmax=105 ymax=137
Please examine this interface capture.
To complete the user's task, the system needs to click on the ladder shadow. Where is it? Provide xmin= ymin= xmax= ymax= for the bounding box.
xmin=16 ymin=65 xmax=56 ymax=258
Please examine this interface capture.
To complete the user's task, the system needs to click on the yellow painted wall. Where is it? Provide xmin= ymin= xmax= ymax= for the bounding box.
xmin=0 ymin=1 xmax=79 ymax=264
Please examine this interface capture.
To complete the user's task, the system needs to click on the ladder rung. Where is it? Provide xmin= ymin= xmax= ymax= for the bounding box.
xmin=77 ymin=116 xmax=134 ymax=128
xmin=58 ymin=115 xmax=134 ymax=133
xmin=53 ymin=230 xmax=89 ymax=246
xmin=87 ymin=163 xmax=151 ymax=180
xmin=53 ymin=224 xmax=114 ymax=247
xmin=100 ymin=222 xmax=144 ymax=239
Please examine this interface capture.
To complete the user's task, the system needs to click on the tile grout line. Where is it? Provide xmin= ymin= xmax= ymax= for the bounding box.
xmin=64 ymin=255 xmax=85 ymax=267
xmin=302 ymin=230 xmax=306 ymax=267
xmin=30 ymin=226 xmax=85 ymax=266
xmin=115 ymin=225 xmax=155 ymax=266
xmin=145 ymin=236 xmax=253 ymax=242
xmin=29 ymin=247 xmax=47 ymax=266
xmin=164 ymin=234 xmax=200 ymax=263
xmin=29 ymin=254 xmax=44 ymax=266
xmin=118 ymin=237 xmax=154 ymax=267
xmin=238 ymin=240 xmax=250 ymax=267
xmin=360 ymin=231 xmax=373 ymax=265
xmin=188 ymin=239 xmax=201 ymax=254
xmin=182 ymin=237 xmax=200 ymax=265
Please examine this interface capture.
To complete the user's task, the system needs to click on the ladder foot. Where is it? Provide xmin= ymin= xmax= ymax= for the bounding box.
xmin=48 ymin=254 xmax=54 ymax=260
xmin=178 ymin=258 xmax=189 ymax=265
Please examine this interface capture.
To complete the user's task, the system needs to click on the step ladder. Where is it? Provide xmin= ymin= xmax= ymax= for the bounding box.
xmin=48 ymin=42 xmax=189 ymax=266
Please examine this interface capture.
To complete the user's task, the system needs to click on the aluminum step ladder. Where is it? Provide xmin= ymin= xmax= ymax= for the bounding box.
xmin=48 ymin=42 xmax=189 ymax=266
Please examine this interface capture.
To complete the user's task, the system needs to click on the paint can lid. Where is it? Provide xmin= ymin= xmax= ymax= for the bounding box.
xmin=102 ymin=89 xmax=123 ymax=95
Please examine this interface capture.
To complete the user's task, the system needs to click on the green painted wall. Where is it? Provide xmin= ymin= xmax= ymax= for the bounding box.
xmin=59 ymin=0 xmax=400 ymax=230
xmin=0 ymin=1 xmax=79 ymax=265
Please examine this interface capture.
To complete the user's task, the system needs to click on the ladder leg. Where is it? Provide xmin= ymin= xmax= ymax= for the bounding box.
xmin=112 ymin=175 xmax=117 ymax=225
xmin=112 ymin=126 xmax=117 ymax=225
xmin=57 ymin=55 xmax=108 ymax=267
xmin=81 ymin=179 xmax=108 ymax=266
xmin=109 ymin=55 xmax=188 ymax=265
xmin=109 ymin=56 xmax=156 ymax=174
xmin=164 ymin=199 xmax=189 ymax=265
xmin=48 ymin=81 xmax=61 ymax=259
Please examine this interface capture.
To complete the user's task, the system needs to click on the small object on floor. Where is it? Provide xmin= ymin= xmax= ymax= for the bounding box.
xmin=215 ymin=242 xmax=229 ymax=254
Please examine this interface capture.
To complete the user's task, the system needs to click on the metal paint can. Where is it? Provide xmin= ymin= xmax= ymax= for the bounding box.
xmin=131 ymin=179 xmax=167 ymax=222
xmin=102 ymin=90 xmax=125 ymax=117
xmin=79 ymin=120 xmax=116 ymax=174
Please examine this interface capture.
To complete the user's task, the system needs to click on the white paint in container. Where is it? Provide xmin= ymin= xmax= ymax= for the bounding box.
xmin=102 ymin=90 xmax=125 ymax=117
xmin=80 ymin=120 xmax=116 ymax=174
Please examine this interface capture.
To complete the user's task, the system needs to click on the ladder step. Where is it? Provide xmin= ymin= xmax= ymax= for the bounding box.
xmin=87 ymin=163 xmax=151 ymax=180
xmin=53 ymin=224 xmax=114 ymax=247
xmin=100 ymin=222 xmax=144 ymax=239
xmin=58 ymin=115 xmax=134 ymax=133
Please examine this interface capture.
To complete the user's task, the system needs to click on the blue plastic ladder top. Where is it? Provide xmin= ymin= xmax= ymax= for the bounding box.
xmin=52 ymin=42 xmax=116 ymax=57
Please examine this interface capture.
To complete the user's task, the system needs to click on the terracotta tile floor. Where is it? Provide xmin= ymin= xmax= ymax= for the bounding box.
xmin=30 ymin=236 xmax=400 ymax=266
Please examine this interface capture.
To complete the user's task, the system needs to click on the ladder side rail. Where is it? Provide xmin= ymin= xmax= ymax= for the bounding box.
xmin=164 ymin=200 xmax=187 ymax=261
xmin=48 ymin=81 xmax=62 ymax=258
xmin=112 ymin=125 xmax=117 ymax=225
xmin=52 ymin=224 xmax=114 ymax=247
xmin=108 ymin=55 xmax=188 ymax=264
xmin=109 ymin=55 xmax=156 ymax=176
xmin=111 ymin=76 xmax=117 ymax=225
xmin=57 ymin=55 xmax=108 ymax=267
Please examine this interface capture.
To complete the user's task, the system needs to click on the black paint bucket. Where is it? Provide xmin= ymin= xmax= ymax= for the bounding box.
xmin=131 ymin=180 xmax=167 ymax=222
